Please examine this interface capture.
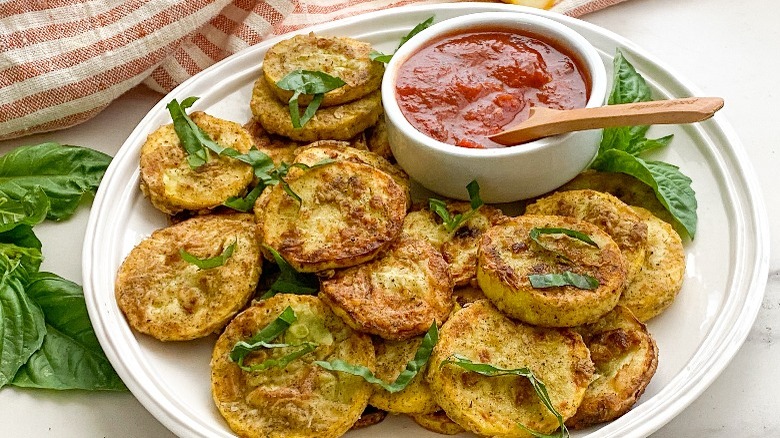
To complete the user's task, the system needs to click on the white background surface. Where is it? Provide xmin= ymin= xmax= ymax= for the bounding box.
xmin=0 ymin=0 xmax=777 ymax=436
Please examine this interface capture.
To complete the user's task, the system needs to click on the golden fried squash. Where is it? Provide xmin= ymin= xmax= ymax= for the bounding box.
xmin=619 ymin=206 xmax=686 ymax=321
xmin=566 ymin=305 xmax=658 ymax=429
xmin=477 ymin=215 xmax=627 ymax=327
xmin=211 ymin=294 xmax=375 ymax=438
xmin=139 ymin=112 xmax=254 ymax=215
xmin=365 ymin=114 xmax=392 ymax=160
xmin=115 ymin=213 xmax=261 ymax=341
xmin=250 ymin=75 xmax=383 ymax=142
xmin=320 ymin=235 xmax=453 ymax=340
xmin=291 ymin=141 xmax=410 ymax=205
xmin=559 ymin=170 xmax=678 ymax=230
xmin=402 ymin=202 xmax=508 ymax=286
xmin=243 ymin=117 xmax=304 ymax=166
xmin=452 ymin=285 xmax=488 ymax=307
xmin=369 ymin=335 xmax=439 ymax=414
xmin=262 ymin=33 xmax=385 ymax=107
xmin=350 ymin=406 xmax=388 ymax=430
xmin=410 ymin=410 xmax=466 ymax=435
xmin=427 ymin=300 xmax=594 ymax=438
xmin=525 ymin=189 xmax=648 ymax=284
xmin=256 ymin=160 xmax=407 ymax=272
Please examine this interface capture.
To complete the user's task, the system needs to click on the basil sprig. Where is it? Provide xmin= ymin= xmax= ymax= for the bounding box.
xmin=529 ymin=227 xmax=599 ymax=263
xmin=429 ymin=179 xmax=483 ymax=233
xmin=440 ymin=354 xmax=569 ymax=438
xmin=370 ymin=16 xmax=435 ymax=63
xmin=276 ymin=70 xmax=346 ymax=128
xmin=179 ymin=240 xmax=236 ymax=270
xmin=590 ymin=50 xmax=697 ymax=238
xmin=529 ymin=272 xmax=599 ymax=290
xmin=258 ymin=245 xmax=319 ymax=299
xmin=314 ymin=322 xmax=438 ymax=393
xmin=230 ymin=306 xmax=301 ymax=368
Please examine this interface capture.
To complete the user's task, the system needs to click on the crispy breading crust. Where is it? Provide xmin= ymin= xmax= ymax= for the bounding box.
xmin=250 ymin=75 xmax=383 ymax=142
xmin=566 ymin=305 xmax=658 ymax=429
xmin=256 ymin=160 xmax=407 ymax=272
xmin=115 ymin=213 xmax=261 ymax=341
xmin=427 ymin=300 xmax=594 ymax=438
xmin=210 ymin=294 xmax=375 ymax=438
xmin=619 ymin=206 xmax=686 ymax=321
xmin=525 ymin=189 xmax=649 ymax=284
xmin=410 ymin=410 xmax=466 ymax=435
xmin=139 ymin=112 xmax=254 ymax=215
xmin=320 ymin=235 xmax=453 ymax=340
xmin=369 ymin=335 xmax=439 ymax=414
xmin=477 ymin=215 xmax=627 ymax=327
xmin=262 ymin=33 xmax=385 ymax=107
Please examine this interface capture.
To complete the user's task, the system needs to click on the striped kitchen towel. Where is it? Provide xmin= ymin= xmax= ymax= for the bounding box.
xmin=0 ymin=0 xmax=628 ymax=140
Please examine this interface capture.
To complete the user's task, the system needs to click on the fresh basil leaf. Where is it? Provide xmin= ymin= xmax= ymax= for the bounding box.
xmin=235 ymin=341 xmax=316 ymax=372
xmin=625 ymin=134 xmax=674 ymax=156
xmin=299 ymin=93 xmax=325 ymax=128
xmin=396 ymin=16 xmax=434 ymax=50
xmin=0 ymin=186 xmax=49 ymax=233
xmin=0 ymin=243 xmax=42 ymax=277
xmin=276 ymin=70 xmax=346 ymax=128
xmin=369 ymin=50 xmax=392 ymax=63
xmin=440 ymin=354 xmax=569 ymax=438
xmin=0 ymin=225 xmax=41 ymax=250
xmin=262 ymin=246 xmax=318 ymax=297
xmin=528 ymin=272 xmax=599 ymax=290
xmin=591 ymin=149 xmax=697 ymax=238
xmin=429 ymin=180 xmax=483 ymax=233
xmin=529 ymin=227 xmax=599 ymax=248
xmin=0 ymin=143 xmax=111 ymax=221
xmin=224 ymin=184 xmax=264 ymax=212
xmin=11 ymin=272 xmax=125 ymax=391
xmin=229 ymin=306 xmax=297 ymax=363
xmin=179 ymin=240 xmax=236 ymax=270
xmin=315 ymin=322 xmax=438 ymax=393
xmin=167 ymin=98 xmax=209 ymax=168
xmin=0 ymin=254 xmax=45 ymax=388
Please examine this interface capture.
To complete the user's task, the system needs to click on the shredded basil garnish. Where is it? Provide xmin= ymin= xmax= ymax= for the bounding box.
xmin=229 ymin=306 xmax=300 ymax=367
xmin=179 ymin=240 xmax=236 ymax=270
xmin=370 ymin=16 xmax=435 ymax=63
xmin=276 ymin=70 xmax=346 ymax=128
xmin=259 ymin=246 xmax=319 ymax=299
xmin=429 ymin=179 xmax=483 ymax=233
xmin=528 ymin=272 xmax=599 ymax=290
xmin=440 ymin=354 xmax=569 ymax=438
xmin=529 ymin=227 xmax=599 ymax=248
xmin=223 ymin=184 xmax=263 ymax=212
xmin=314 ymin=322 xmax=438 ymax=393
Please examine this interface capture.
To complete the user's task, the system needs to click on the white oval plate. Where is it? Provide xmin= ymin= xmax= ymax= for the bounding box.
xmin=83 ymin=3 xmax=769 ymax=438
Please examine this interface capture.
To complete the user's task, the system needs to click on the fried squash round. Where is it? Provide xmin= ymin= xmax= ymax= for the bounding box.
xmin=402 ymin=202 xmax=508 ymax=286
xmin=427 ymin=300 xmax=594 ymax=438
xmin=211 ymin=294 xmax=375 ymax=438
xmin=410 ymin=410 xmax=466 ymax=435
xmin=477 ymin=215 xmax=627 ymax=327
xmin=250 ymin=74 xmax=383 ymax=142
xmin=256 ymin=160 xmax=407 ymax=272
xmin=566 ymin=305 xmax=658 ymax=429
xmin=619 ymin=206 xmax=686 ymax=321
xmin=369 ymin=335 xmax=439 ymax=414
xmin=262 ymin=33 xmax=385 ymax=107
xmin=320 ymin=235 xmax=453 ymax=340
xmin=139 ymin=112 xmax=254 ymax=215
xmin=525 ymin=189 xmax=648 ymax=284
xmin=365 ymin=114 xmax=392 ymax=160
xmin=115 ymin=213 xmax=261 ymax=341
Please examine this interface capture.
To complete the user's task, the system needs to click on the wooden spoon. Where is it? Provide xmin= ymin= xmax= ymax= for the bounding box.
xmin=488 ymin=97 xmax=724 ymax=145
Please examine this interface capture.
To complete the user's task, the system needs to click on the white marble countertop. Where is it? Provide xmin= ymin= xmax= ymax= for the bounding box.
xmin=0 ymin=0 xmax=777 ymax=436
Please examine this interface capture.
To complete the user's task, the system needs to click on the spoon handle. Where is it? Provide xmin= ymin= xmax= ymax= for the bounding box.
xmin=488 ymin=97 xmax=724 ymax=145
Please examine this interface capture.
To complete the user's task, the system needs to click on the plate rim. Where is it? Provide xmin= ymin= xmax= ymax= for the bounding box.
xmin=83 ymin=3 xmax=770 ymax=438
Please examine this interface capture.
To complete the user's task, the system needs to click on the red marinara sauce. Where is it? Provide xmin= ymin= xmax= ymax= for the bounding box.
xmin=395 ymin=29 xmax=589 ymax=148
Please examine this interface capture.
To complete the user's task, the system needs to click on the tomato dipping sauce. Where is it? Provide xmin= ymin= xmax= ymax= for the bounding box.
xmin=395 ymin=29 xmax=589 ymax=148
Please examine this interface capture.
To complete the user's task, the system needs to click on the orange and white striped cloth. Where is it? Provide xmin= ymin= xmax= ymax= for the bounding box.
xmin=0 ymin=0 xmax=627 ymax=140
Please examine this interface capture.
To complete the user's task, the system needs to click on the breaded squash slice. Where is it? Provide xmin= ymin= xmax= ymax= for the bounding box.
xmin=452 ymin=285 xmax=487 ymax=307
xmin=369 ymin=335 xmax=439 ymax=414
xmin=427 ymin=300 xmax=594 ymax=438
xmin=365 ymin=114 xmax=392 ymax=160
xmin=619 ymin=206 xmax=686 ymax=321
xmin=410 ymin=409 xmax=466 ymax=435
xmin=525 ymin=189 xmax=648 ymax=284
xmin=243 ymin=117 xmax=304 ymax=166
xmin=211 ymin=294 xmax=375 ymax=438
xmin=250 ymin=75 xmax=383 ymax=142
xmin=350 ymin=406 xmax=388 ymax=430
xmin=139 ymin=112 xmax=254 ymax=215
xmin=477 ymin=215 xmax=627 ymax=327
xmin=402 ymin=202 xmax=508 ymax=286
xmin=256 ymin=160 xmax=407 ymax=272
xmin=115 ymin=213 xmax=261 ymax=341
xmin=319 ymin=235 xmax=453 ymax=340
xmin=262 ymin=33 xmax=385 ymax=107
xmin=291 ymin=141 xmax=410 ymax=206
xmin=566 ymin=305 xmax=658 ymax=429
